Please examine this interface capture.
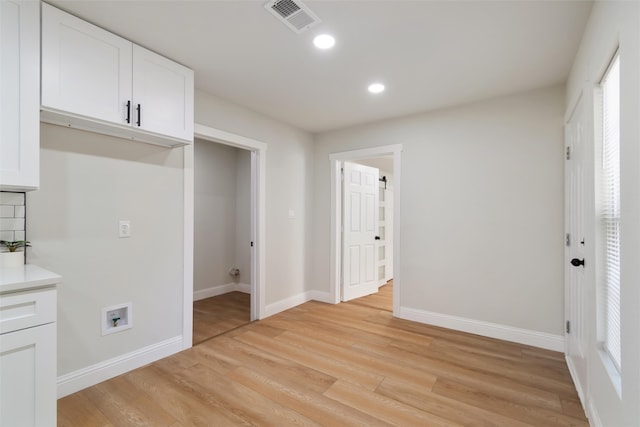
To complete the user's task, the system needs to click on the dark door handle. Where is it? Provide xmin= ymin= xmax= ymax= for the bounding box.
xmin=136 ymin=104 xmax=141 ymax=127
xmin=126 ymin=100 xmax=131 ymax=124
xmin=570 ymin=258 xmax=585 ymax=267
xmin=374 ymin=236 xmax=380 ymax=240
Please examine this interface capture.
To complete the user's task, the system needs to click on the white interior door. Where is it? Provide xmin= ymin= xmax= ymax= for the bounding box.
xmin=342 ymin=162 xmax=379 ymax=301
xmin=565 ymin=94 xmax=588 ymax=402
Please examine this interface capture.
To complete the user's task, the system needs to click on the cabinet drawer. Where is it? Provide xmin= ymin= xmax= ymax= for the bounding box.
xmin=0 ymin=287 xmax=56 ymax=334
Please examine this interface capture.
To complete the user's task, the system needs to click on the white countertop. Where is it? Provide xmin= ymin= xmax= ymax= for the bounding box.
xmin=0 ymin=264 xmax=61 ymax=294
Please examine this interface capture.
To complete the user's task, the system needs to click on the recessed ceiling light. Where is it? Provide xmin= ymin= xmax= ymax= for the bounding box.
xmin=313 ymin=34 xmax=335 ymax=49
xmin=368 ymin=83 xmax=385 ymax=94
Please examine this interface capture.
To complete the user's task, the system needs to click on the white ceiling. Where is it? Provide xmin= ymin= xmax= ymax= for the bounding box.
xmin=47 ymin=0 xmax=593 ymax=133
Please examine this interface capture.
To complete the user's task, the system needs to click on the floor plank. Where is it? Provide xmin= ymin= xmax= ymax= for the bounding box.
xmin=324 ymin=380 xmax=460 ymax=427
xmin=431 ymin=378 xmax=588 ymax=427
xmin=228 ymin=366 xmax=390 ymax=427
xmin=375 ymin=376 xmax=532 ymax=427
xmin=57 ymin=392 xmax=114 ymax=427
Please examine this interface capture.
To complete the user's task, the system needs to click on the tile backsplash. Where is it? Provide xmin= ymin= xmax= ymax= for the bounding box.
xmin=0 ymin=192 xmax=26 ymax=245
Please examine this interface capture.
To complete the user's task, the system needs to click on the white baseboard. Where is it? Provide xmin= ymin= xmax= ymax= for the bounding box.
xmin=236 ymin=283 xmax=251 ymax=294
xmin=587 ymin=399 xmax=601 ymax=427
xmin=263 ymin=290 xmax=336 ymax=318
xmin=308 ymin=290 xmax=334 ymax=304
xmin=264 ymin=292 xmax=311 ymax=317
xmin=397 ymin=306 xmax=564 ymax=352
xmin=57 ymin=335 xmax=183 ymax=398
xmin=565 ymin=355 xmax=587 ymax=413
xmin=193 ymin=282 xmax=250 ymax=301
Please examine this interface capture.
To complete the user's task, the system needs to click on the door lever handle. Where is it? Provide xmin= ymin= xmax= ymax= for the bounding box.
xmin=374 ymin=236 xmax=380 ymax=240
xmin=570 ymin=258 xmax=585 ymax=267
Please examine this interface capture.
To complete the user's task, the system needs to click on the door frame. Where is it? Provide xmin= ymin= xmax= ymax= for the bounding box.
xmin=329 ymin=144 xmax=402 ymax=314
xmin=182 ymin=123 xmax=267 ymax=349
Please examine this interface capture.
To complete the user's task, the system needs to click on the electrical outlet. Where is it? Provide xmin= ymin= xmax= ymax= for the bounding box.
xmin=119 ymin=220 xmax=131 ymax=238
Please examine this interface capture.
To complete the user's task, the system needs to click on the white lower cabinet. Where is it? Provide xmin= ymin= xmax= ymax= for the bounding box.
xmin=0 ymin=266 xmax=60 ymax=427
xmin=0 ymin=322 xmax=56 ymax=427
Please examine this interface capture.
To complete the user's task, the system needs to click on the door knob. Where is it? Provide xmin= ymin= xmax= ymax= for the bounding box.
xmin=374 ymin=236 xmax=380 ymax=240
xmin=570 ymin=258 xmax=585 ymax=267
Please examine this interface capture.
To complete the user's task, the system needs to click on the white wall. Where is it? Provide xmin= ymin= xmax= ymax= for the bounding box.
xmin=195 ymin=90 xmax=315 ymax=305
xmin=194 ymin=139 xmax=250 ymax=292
xmin=313 ymin=85 xmax=565 ymax=338
xmin=28 ymin=123 xmax=184 ymax=376
xmin=566 ymin=2 xmax=640 ymax=425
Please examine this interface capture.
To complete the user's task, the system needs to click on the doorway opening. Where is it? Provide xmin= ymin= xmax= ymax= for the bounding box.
xmin=182 ymin=124 xmax=266 ymax=349
xmin=192 ymin=139 xmax=252 ymax=345
xmin=329 ymin=145 xmax=402 ymax=315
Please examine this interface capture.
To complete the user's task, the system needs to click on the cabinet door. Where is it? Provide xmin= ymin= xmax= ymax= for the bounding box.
xmin=132 ymin=45 xmax=194 ymax=142
xmin=0 ymin=322 xmax=56 ymax=427
xmin=0 ymin=0 xmax=39 ymax=191
xmin=41 ymin=3 xmax=132 ymax=126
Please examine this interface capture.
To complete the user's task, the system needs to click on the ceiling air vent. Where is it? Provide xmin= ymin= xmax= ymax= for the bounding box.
xmin=264 ymin=0 xmax=321 ymax=34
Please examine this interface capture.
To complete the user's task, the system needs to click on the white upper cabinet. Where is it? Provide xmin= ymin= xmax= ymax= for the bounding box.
xmin=41 ymin=3 xmax=194 ymax=147
xmin=0 ymin=0 xmax=40 ymax=191
xmin=41 ymin=4 xmax=132 ymax=126
xmin=132 ymin=45 xmax=194 ymax=141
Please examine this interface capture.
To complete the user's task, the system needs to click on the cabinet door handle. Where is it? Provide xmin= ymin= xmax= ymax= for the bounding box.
xmin=126 ymin=101 xmax=131 ymax=124
xmin=136 ymin=104 xmax=141 ymax=127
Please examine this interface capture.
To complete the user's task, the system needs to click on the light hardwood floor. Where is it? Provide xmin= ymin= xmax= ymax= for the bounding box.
xmin=58 ymin=282 xmax=587 ymax=426
xmin=193 ymin=291 xmax=250 ymax=345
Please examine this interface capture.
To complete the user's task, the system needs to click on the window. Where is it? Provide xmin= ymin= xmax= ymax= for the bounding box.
xmin=599 ymin=53 xmax=621 ymax=372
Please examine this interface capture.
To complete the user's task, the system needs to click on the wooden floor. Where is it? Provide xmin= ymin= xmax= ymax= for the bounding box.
xmin=193 ymin=291 xmax=250 ymax=345
xmin=59 ymin=282 xmax=587 ymax=426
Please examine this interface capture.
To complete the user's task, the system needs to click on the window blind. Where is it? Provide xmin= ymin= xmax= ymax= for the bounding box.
xmin=601 ymin=54 xmax=621 ymax=372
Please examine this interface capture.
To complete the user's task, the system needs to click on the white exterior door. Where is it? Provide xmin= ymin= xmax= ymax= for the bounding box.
xmin=565 ymin=94 xmax=588 ymax=402
xmin=342 ymin=162 xmax=379 ymax=301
